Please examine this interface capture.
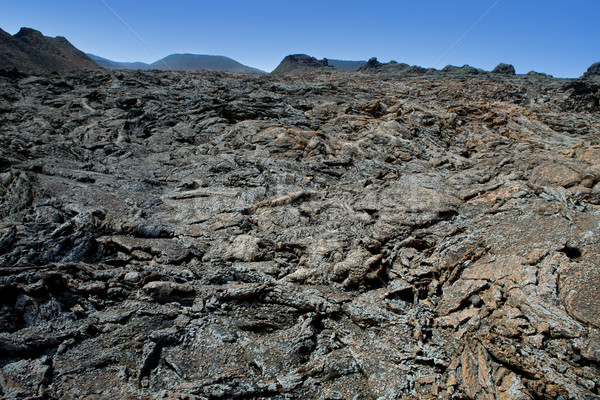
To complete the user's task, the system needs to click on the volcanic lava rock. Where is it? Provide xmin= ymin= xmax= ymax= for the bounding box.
xmin=0 ymin=65 xmax=599 ymax=399
xmin=561 ymin=79 xmax=600 ymax=111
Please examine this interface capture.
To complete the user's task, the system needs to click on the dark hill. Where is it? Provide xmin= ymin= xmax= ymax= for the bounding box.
xmin=0 ymin=27 xmax=98 ymax=72
xmin=148 ymin=54 xmax=266 ymax=75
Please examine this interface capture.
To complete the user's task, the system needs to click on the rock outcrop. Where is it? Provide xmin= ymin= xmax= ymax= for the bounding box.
xmin=271 ymin=54 xmax=330 ymax=75
xmin=492 ymin=62 xmax=516 ymax=75
xmin=0 ymin=66 xmax=599 ymax=399
xmin=0 ymin=27 xmax=99 ymax=72
xmin=442 ymin=64 xmax=486 ymax=75
xmin=357 ymin=56 xmax=383 ymax=71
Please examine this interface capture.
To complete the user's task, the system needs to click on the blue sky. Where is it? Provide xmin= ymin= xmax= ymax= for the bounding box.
xmin=2 ymin=0 xmax=599 ymax=77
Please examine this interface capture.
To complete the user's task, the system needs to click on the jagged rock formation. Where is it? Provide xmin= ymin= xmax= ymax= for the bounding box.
xmin=0 ymin=65 xmax=600 ymax=399
xmin=357 ymin=57 xmax=384 ymax=71
xmin=0 ymin=27 xmax=98 ymax=72
xmin=358 ymin=58 xmax=495 ymax=77
xmin=271 ymin=54 xmax=330 ymax=75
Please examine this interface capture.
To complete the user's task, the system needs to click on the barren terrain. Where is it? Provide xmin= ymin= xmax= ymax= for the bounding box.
xmin=1 ymin=67 xmax=600 ymax=399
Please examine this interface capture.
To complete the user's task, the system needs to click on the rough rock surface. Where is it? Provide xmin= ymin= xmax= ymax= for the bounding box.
xmin=1 ymin=67 xmax=600 ymax=399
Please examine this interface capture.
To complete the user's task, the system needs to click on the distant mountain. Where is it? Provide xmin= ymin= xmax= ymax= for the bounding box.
xmin=87 ymin=53 xmax=266 ymax=75
xmin=149 ymin=54 xmax=266 ymax=75
xmin=0 ymin=27 xmax=99 ymax=72
xmin=326 ymin=59 xmax=366 ymax=72
xmin=87 ymin=53 xmax=149 ymax=70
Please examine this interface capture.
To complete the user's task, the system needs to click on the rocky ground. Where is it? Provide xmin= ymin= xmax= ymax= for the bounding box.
xmin=1 ymin=67 xmax=599 ymax=399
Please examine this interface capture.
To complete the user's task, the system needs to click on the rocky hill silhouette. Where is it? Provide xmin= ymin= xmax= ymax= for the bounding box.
xmin=0 ymin=27 xmax=98 ymax=72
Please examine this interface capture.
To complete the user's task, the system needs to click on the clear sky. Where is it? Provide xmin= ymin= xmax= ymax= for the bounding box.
xmin=1 ymin=0 xmax=599 ymax=77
